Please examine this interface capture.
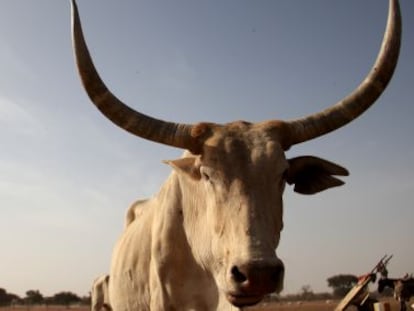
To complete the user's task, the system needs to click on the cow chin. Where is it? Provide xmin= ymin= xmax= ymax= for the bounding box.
xmin=225 ymin=281 xmax=284 ymax=308
xmin=225 ymin=293 xmax=264 ymax=308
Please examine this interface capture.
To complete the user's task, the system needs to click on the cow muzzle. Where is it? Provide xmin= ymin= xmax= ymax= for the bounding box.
xmin=225 ymin=259 xmax=284 ymax=307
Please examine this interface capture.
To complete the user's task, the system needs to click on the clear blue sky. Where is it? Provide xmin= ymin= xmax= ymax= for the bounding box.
xmin=1 ymin=0 xmax=413 ymax=297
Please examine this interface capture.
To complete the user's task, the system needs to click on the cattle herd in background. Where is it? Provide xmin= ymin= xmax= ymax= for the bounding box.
xmin=335 ymin=255 xmax=414 ymax=311
xmin=377 ymin=275 xmax=414 ymax=311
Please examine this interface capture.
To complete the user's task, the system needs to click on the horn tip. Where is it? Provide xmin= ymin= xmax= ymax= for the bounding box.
xmin=70 ymin=0 xmax=79 ymax=19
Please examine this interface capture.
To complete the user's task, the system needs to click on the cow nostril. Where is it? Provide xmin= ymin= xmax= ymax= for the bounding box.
xmin=231 ymin=265 xmax=247 ymax=283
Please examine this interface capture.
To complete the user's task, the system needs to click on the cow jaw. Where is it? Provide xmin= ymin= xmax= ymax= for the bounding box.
xmin=225 ymin=293 xmax=264 ymax=308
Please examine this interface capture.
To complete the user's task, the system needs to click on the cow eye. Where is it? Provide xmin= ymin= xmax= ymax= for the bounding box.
xmin=200 ymin=167 xmax=212 ymax=182
xmin=202 ymin=172 xmax=210 ymax=181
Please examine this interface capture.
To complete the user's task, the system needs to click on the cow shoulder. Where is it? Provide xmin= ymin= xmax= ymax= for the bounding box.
xmin=125 ymin=199 xmax=151 ymax=228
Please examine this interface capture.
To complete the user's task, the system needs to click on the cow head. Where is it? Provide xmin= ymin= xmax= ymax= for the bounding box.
xmin=165 ymin=121 xmax=349 ymax=306
xmin=70 ymin=0 xmax=401 ymax=308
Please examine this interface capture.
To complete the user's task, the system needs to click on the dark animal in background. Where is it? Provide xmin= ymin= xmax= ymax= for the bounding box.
xmin=378 ymin=277 xmax=414 ymax=311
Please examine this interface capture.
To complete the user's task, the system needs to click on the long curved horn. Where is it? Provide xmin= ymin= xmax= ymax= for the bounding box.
xmin=285 ymin=0 xmax=401 ymax=147
xmin=70 ymin=0 xmax=200 ymax=152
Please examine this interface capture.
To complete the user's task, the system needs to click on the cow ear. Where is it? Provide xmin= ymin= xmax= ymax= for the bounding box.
xmin=286 ymin=156 xmax=349 ymax=195
xmin=164 ymin=157 xmax=201 ymax=180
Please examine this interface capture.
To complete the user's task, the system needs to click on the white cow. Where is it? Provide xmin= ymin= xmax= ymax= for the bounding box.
xmin=91 ymin=274 xmax=111 ymax=311
xmin=70 ymin=0 xmax=401 ymax=309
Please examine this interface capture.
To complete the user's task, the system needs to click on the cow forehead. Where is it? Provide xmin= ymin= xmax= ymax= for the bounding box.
xmin=201 ymin=122 xmax=287 ymax=169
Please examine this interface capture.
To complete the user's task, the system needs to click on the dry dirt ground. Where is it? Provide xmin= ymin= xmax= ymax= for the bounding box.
xmin=0 ymin=299 xmax=405 ymax=311
xmin=247 ymin=299 xmax=402 ymax=311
